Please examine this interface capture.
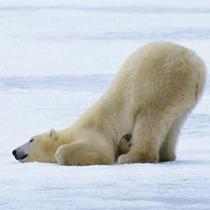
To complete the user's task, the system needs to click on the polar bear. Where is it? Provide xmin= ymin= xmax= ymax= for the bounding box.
xmin=12 ymin=42 xmax=206 ymax=165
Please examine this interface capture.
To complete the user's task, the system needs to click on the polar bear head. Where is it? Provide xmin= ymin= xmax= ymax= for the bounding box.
xmin=12 ymin=129 xmax=59 ymax=163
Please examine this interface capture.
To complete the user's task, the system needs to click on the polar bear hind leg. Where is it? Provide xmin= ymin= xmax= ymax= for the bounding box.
xmin=159 ymin=115 xmax=186 ymax=162
xmin=117 ymin=113 xmax=171 ymax=164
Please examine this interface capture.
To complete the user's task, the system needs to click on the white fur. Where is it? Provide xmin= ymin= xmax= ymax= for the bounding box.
xmin=13 ymin=42 xmax=206 ymax=165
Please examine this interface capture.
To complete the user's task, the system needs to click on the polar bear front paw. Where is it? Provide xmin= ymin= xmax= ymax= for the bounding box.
xmin=55 ymin=145 xmax=69 ymax=165
xmin=118 ymin=134 xmax=132 ymax=155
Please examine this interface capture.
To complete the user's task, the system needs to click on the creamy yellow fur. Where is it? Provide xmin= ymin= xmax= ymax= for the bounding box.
xmin=13 ymin=42 xmax=206 ymax=165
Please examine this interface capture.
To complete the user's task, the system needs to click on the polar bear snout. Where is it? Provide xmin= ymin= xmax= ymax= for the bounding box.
xmin=12 ymin=140 xmax=32 ymax=162
xmin=12 ymin=149 xmax=28 ymax=161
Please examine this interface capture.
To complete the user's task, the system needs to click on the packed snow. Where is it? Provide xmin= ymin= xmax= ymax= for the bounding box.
xmin=0 ymin=1 xmax=210 ymax=209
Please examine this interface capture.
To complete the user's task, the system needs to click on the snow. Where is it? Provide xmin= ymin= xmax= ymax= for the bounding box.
xmin=0 ymin=1 xmax=210 ymax=209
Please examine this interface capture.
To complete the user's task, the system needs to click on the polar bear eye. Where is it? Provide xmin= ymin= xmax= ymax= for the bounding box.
xmin=29 ymin=139 xmax=34 ymax=143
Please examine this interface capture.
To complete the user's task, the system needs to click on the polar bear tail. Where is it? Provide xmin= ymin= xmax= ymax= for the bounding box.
xmin=194 ymin=54 xmax=206 ymax=102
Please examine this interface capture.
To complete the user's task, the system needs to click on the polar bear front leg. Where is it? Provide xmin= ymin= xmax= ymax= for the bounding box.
xmin=117 ymin=112 xmax=171 ymax=164
xmin=55 ymin=140 xmax=115 ymax=166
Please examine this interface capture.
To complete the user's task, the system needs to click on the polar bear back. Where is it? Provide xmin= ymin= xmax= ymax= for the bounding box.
xmin=106 ymin=42 xmax=205 ymax=115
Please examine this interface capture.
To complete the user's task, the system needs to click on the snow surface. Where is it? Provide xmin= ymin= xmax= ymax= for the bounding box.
xmin=0 ymin=1 xmax=210 ymax=209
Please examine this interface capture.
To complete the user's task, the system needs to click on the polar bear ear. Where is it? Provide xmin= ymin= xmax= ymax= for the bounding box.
xmin=49 ymin=129 xmax=58 ymax=141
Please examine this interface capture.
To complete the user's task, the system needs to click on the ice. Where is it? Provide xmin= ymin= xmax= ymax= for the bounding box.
xmin=1 ymin=0 xmax=210 ymax=77
xmin=0 ymin=1 xmax=210 ymax=209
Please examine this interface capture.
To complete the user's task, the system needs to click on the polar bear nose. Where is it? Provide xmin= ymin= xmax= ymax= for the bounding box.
xmin=12 ymin=149 xmax=17 ymax=156
xmin=12 ymin=149 xmax=28 ymax=161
